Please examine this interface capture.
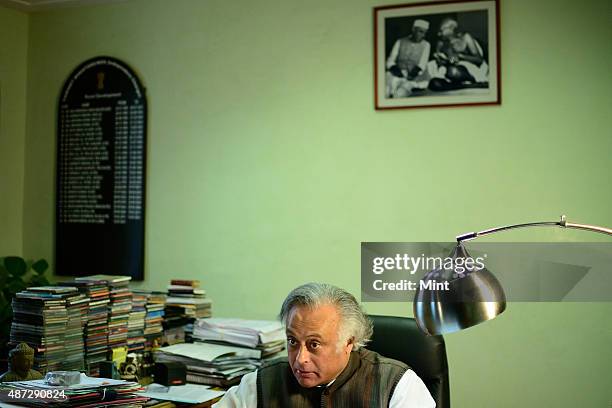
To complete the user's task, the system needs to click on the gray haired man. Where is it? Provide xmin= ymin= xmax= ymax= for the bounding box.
xmin=214 ymin=283 xmax=434 ymax=407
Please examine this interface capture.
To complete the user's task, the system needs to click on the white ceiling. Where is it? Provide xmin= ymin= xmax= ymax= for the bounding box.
xmin=0 ymin=0 xmax=125 ymax=12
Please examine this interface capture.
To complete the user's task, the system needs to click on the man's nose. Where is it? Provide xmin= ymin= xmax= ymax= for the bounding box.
xmin=296 ymin=344 xmax=310 ymax=365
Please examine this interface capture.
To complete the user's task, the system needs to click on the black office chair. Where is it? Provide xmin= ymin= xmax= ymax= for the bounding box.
xmin=367 ymin=315 xmax=450 ymax=408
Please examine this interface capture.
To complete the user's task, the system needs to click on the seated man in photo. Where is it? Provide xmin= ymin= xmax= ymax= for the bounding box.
xmin=427 ymin=17 xmax=489 ymax=90
xmin=385 ymin=19 xmax=432 ymax=98
xmin=214 ymin=282 xmax=435 ymax=407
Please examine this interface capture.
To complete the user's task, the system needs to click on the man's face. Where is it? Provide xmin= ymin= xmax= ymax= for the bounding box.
xmin=439 ymin=22 xmax=456 ymax=39
xmin=286 ymin=303 xmax=353 ymax=388
xmin=412 ymin=27 xmax=427 ymax=42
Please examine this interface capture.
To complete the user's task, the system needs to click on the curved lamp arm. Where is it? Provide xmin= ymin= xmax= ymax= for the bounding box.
xmin=456 ymin=215 xmax=612 ymax=242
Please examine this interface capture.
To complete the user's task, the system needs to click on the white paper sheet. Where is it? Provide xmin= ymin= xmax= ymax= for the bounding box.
xmin=8 ymin=373 xmax=128 ymax=390
xmin=137 ymin=383 xmax=225 ymax=404
xmin=158 ymin=341 xmax=261 ymax=361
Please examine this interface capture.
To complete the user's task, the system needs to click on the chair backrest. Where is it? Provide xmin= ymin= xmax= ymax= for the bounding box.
xmin=367 ymin=315 xmax=450 ymax=408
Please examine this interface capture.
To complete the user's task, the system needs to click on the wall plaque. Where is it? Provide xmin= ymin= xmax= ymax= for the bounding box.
xmin=56 ymin=56 xmax=146 ymax=280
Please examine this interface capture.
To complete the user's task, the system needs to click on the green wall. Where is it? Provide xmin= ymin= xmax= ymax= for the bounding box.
xmin=7 ymin=0 xmax=612 ymax=405
xmin=0 ymin=6 xmax=28 ymax=255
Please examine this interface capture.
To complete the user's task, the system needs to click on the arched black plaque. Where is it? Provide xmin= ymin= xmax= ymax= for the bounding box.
xmin=56 ymin=56 xmax=146 ymax=280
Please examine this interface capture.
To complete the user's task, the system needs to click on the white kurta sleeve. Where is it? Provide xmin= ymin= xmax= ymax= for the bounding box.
xmin=386 ymin=40 xmax=401 ymax=69
xmin=212 ymin=371 xmax=258 ymax=408
xmin=389 ymin=369 xmax=436 ymax=408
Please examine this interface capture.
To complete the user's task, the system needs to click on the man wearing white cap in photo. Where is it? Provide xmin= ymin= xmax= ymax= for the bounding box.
xmin=385 ymin=19 xmax=431 ymax=98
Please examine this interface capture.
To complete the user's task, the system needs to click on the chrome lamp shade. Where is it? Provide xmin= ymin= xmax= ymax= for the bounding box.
xmin=414 ymin=244 xmax=506 ymax=336
xmin=414 ymin=215 xmax=612 ymax=336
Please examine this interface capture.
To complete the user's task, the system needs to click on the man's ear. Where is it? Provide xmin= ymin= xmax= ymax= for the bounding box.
xmin=345 ymin=337 xmax=355 ymax=353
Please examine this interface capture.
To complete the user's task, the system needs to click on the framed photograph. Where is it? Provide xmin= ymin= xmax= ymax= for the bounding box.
xmin=374 ymin=0 xmax=500 ymax=110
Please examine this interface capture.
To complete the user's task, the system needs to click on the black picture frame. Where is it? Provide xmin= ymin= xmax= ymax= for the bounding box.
xmin=374 ymin=0 xmax=501 ymax=109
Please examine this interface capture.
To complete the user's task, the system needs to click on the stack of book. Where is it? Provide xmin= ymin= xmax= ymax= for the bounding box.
xmin=10 ymin=286 xmax=76 ymax=373
xmin=167 ymin=279 xmax=206 ymax=298
xmin=77 ymin=275 xmax=133 ymax=358
xmin=68 ymin=279 xmax=110 ymax=376
xmin=138 ymin=290 xmax=166 ymax=350
xmin=165 ymin=279 xmax=212 ymax=320
xmin=108 ymin=276 xmax=133 ymax=353
xmin=127 ymin=291 xmax=147 ymax=352
xmin=193 ymin=318 xmax=286 ymax=357
xmin=155 ymin=342 xmax=262 ymax=387
xmin=64 ymin=284 xmax=91 ymax=330
xmin=61 ymin=288 xmax=90 ymax=371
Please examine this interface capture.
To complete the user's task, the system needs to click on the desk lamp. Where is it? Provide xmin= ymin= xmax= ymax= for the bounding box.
xmin=414 ymin=215 xmax=612 ymax=335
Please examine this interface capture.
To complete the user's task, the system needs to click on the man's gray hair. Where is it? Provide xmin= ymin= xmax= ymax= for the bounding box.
xmin=279 ymin=282 xmax=373 ymax=350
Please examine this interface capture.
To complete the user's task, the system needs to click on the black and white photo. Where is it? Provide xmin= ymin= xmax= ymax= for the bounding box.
xmin=374 ymin=0 xmax=500 ymax=109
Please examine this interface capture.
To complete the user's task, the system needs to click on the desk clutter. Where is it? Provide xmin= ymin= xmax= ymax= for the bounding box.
xmin=0 ymin=372 xmax=146 ymax=407
xmin=157 ymin=318 xmax=286 ymax=387
xmin=3 ymin=276 xmax=285 ymax=406
xmin=157 ymin=342 xmax=262 ymax=387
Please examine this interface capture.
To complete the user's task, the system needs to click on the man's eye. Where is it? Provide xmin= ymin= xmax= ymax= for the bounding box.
xmin=309 ymin=342 xmax=320 ymax=350
xmin=287 ymin=338 xmax=297 ymax=346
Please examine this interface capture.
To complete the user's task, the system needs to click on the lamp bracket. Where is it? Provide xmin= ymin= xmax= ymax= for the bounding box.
xmin=456 ymin=215 xmax=612 ymax=242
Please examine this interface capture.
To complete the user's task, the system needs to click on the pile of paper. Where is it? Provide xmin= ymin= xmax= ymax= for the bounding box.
xmin=137 ymin=383 xmax=224 ymax=405
xmin=155 ymin=342 xmax=262 ymax=387
xmin=193 ymin=318 xmax=286 ymax=356
xmin=0 ymin=373 xmax=147 ymax=407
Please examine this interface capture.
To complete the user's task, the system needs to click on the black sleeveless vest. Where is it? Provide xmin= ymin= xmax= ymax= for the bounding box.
xmin=256 ymin=348 xmax=408 ymax=407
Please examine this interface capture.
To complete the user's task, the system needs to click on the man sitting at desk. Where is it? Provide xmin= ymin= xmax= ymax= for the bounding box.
xmin=214 ymin=282 xmax=434 ymax=407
